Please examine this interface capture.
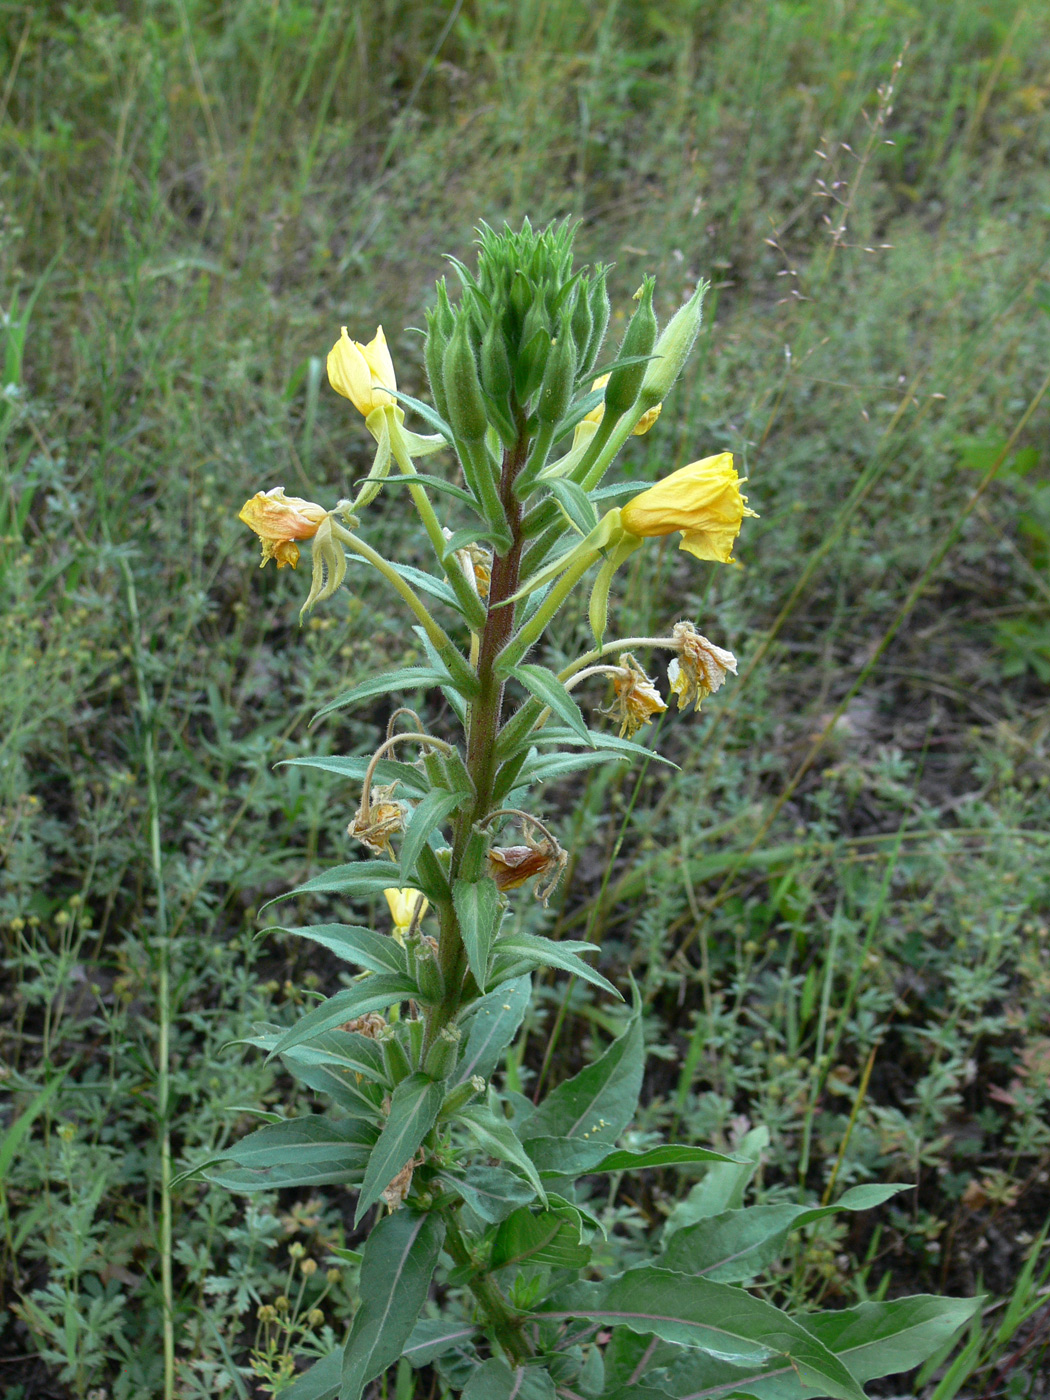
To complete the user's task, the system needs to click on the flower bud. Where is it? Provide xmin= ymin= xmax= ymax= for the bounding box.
xmin=442 ymin=316 xmax=489 ymax=443
xmin=536 ymin=319 xmax=577 ymax=426
xmin=424 ymin=309 xmax=450 ymax=422
xmin=570 ymin=284 xmax=593 ymax=366
xmin=515 ymin=302 xmax=552 ymax=402
xmin=424 ymin=1025 xmax=462 ymax=1079
xmin=382 ymin=1032 xmax=412 ymax=1086
xmin=438 ymin=1076 xmax=484 ymax=1121
xmin=327 ymin=326 xmax=397 ymax=417
xmin=639 ymin=279 xmax=708 ymax=409
xmin=603 ymin=277 xmax=657 ymax=420
xmin=581 ymin=265 xmax=611 ymax=379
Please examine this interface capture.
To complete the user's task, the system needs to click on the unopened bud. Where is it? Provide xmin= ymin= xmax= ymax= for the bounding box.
xmin=603 ymin=277 xmax=657 ymax=420
xmin=536 ymin=321 xmax=577 ymax=426
xmin=443 ymin=316 xmax=488 ymax=443
xmin=639 ymin=280 xmax=708 ymax=408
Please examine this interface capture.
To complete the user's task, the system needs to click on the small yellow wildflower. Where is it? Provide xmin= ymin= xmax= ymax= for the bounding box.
xmin=668 ymin=621 xmax=737 ymax=711
xmin=383 ymin=887 xmax=429 ymax=943
xmin=583 ymin=373 xmax=662 ymax=436
xmin=327 ymin=326 xmax=397 ymax=417
xmin=621 ymin=452 xmax=757 ymax=562
xmin=605 ymin=653 xmax=667 ymax=738
xmin=238 ymin=487 xmax=327 ymax=569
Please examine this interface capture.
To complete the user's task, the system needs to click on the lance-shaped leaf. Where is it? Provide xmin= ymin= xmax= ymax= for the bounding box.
xmin=401 ymin=788 xmax=461 ymax=882
xmin=312 ymin=668 xmax=452 ymax=722
xmin=278 ymin=1042 xmax=386 ymax=1116
xmin=458 ymin=1097 xmax=547 ymax=1207
xmin=522 ymin=984 xmax=642 ymax=1152
xmin=546 ymin=477 xmax=600 ymax=536
xmin=264 ymin=859 xmax=404 ymax=906
xmin=659 ymin=1183 xmax=911 ymax=1284
xmin=490 ymin=1206 xmax=591 ymax=1271
xmin=537 ymin=1268 xmax=866 ymax=1400
xmin=453 ymin=975 xmax=531 ymax=1086
xmin=268 ymin=974 xmax=418 ymax=1059
xmin=646 ymin=1293 xmax=982 ymax=1399
xmin=341 ymin=1209 xmax=445 ymax=1400
xmin=507 ymin=663 xmax=593 ymax=746
xmin=491 ymin=931 xmax=620 ymax=999
xmin=355 ymin=1072 xmax=446 ymax=1224
xmin=516 ymin=748 xmax=630 ymax=786
xmin=282 ymin=755 xmax=429 ymax=795
xmin=589 ymin=1144 xmax=743 ymax=1172
xmin=462 ymin=1359 xmax=556 ymax=1399
xmin=208 ymin=1117 xmax=377 ymax=1192
xmin=528 ymin=725 xmax=677 ymax=767
xmin=438 ymin=1165 xmax=537 ymax=1224
xmin=402 ymin=1317 xmax=477 ymax=1368
xmin=272 ymin=924 xmax=408 ymax=976
xmin=663 ymin=1126 xmax=770 ymax=1238
xmin=453 ymin=877 xmax=503 ymax=991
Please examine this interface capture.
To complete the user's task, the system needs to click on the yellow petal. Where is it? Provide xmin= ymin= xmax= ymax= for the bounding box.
xmin=239 ymin=487 xmax=327 ymax=569
xmin=327 ymin=326 xmax=396 ymax=417
xmin=621 ymin=452 xmax=755 ymax=561
xmin=383 ymin=886 xmax=428 ymax=930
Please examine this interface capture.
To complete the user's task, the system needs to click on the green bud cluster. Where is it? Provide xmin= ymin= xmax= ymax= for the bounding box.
xmin=424 ymin=219 xmax=610 ymax=448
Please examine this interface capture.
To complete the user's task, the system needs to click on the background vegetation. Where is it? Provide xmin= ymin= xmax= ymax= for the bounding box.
xmin=2 ymin=0 xmax=1049 ymax=1394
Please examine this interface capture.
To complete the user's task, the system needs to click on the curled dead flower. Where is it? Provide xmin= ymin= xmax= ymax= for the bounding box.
xmin=604 ymin=653 xmax=667 ymax=738
xmin=668 ymin=621 xmax=737 ymax=711
xmin=347 ymin=782 xmax=408 ymax=856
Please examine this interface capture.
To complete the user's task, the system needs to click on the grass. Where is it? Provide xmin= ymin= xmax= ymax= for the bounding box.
xmin=2 ymin=0 xmax=1050 ymax=1394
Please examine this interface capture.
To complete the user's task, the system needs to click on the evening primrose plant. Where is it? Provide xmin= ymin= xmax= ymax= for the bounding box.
xmin=225 ymin=222 xmax=977 ymax=1399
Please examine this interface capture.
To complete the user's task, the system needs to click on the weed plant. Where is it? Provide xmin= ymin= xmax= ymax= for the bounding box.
xmin=1 ymin=1 xmax=1049 ymax=1395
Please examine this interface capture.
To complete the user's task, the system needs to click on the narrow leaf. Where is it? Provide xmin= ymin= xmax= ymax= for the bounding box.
xmin=453 ymin=878 xmax=503 ymax=991
xmin=355 ymin=1073 xmax=446 ymax=1224
xmin=401 ymin=788 xmax=461 ymax=882
xmin=438 ymin=1165 xmax=536 ymax=1224
xmin=453 ymin=975 xmax=531 ymax=1086
xmin=264 ymin=859 xmax=403 ymax=906
xmin=492 ymin=932 xmax=620 ymax=999
xmin=458 ymin=1099 xmax=547 ymax=1207
xmin=509 ymin=664 xmax=593 ymax=746
xmin=590 ymin=1145 xmax=743 ymax=1172
xmin=341 ymin=1210 xmax=445 ymax=1400
xmin=273 ymin=924 xmax=408 ymax=976
xmin=281 ymin=756 xmax=429 ymax=795
xmin=268 ymin=974 xmax=418 ymax=1059
xmin=312 ymin=668 xmax=450 ymax=721
xmin=220 ymin=1116 xmax=377 ymax=1170
xmin=547 ymin=478 xmax=600 ymax=535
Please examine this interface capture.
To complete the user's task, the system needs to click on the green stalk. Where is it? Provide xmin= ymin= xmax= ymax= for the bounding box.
xmin=121 ymin=560 xmax=175 ymax=1400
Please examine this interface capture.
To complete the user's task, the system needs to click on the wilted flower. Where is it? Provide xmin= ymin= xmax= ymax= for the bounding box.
xmin=604 ymin=653 xmax=667 ymax=738
xmin=327 ymin=325 xmax=397 ymax=417
xmin=442 ymin=527 xmax=492 ymax=601
xmin=668 ymin=621 xmax=737 ymax=711
xmin=383 ymin=886 xmax=429 ymax=943
xmin=341 ymin=1012 xmax=387 ymax=1038
xmin=621 ymin=452 xmax=756 ymax=562
xmin=347 ymin=783 xmax=407 ymax=856
xmin=238 ymin=487 xmax=327 ymax=569
xmin=382 ymin=1150 xmax=425 ymax=1211
xmin=583 ymin=373 xmax=662 ymax=436
xmin=488 ymin=828 xmax=566 ymax=905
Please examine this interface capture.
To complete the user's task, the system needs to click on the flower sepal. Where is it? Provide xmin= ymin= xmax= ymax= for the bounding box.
xmin=299 ymin=514 xmax=349 ymax=620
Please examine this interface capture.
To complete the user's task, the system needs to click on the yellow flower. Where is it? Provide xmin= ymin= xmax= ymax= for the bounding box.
xmin=238 ymin=487 xmax=327 ymax=569
xmin=667 ymin=621 xmax=737 ymax=711
xmin=620 ymin=452 xmax=757 ymax=562
xmin=383 ymin=887 xmax=428 ymax=940
xmin=605 ymin=654 xmax=667 ymax=738
xmin=583 ymin=373 xmax=662 ymax=436
xmin=327 ymin=325 xmax=397 ymax=417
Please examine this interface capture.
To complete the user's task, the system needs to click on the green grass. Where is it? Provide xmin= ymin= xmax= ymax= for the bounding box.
xmin=2 ymin=0 xmax=1050 ymax=1394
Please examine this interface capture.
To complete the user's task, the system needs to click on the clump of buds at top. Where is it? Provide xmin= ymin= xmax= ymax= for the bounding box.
xmin=425 ymin=219 xmax=611 ymax=454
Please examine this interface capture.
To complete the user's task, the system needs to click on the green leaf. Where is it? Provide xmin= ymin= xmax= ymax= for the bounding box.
xmin=265 ymin=859 xmax=404 ymax=906
xmin=312 ymin=668 xmax=452 ymax=721
xmin=282 ymin=1347 xmax=341 ymax=1400
xmin=453 ymin=877 xmax=503 ymax=991
xmin=341 ymin=1210 xmax=446 ymax=1400
xmin=220 ymin=1115 xmax=377 ymax=1170
xmin=273 ymin=924 xmax=408 ymax=976
xmin=517 ymin=748 xmax=630 ymax=785
xmin=438 ymin=1165 xmax=536 ymax=1224
xmin=378 ymin=472 xmax=479 ymax=508
xmin=382 ymin=387 xmax=455 ymax=441
xmin=458 ymin=1097 xmax=547 ymax=1207
xmin=453 ymin=975 xmax=531 ymax=1086
xmin=590 ymin=1145 xmax=743 ymax=1173
xmin=806 ymin=1295 xmax=982 ymax=1385
xmin=402 ymin=1317 xmax=477 ymax=1368
xmin=547 ymin=477 xmax=599 ymax=535
xmin=278 ymin=1045 xmax=386 ymax=1116
xmin=522 ymin=986 xmax=643 ymax=1151
xmin=509 ymin=663 xmax=593 ymax=747
xmin=355 ymin=1073 xmax=446 ymax=1224
xmin=492 ymin=931 xmax=620 ymax=999
xmin=282 ymin=755 xmax=429 ymax=795
xmin=401 ymin=788 xmax=461 ymax=882
xmin=663 ymin=1127 xmax=769 ymax=1238
xmin=520 ymin=1135 xmax=611 ymax=1174
xmin=531 ymin=725 xmax=677 ymax=767
xmin=268 ymin=974 xmax=418 ymax=1059
xmin=461 ymin=1359 xmax=556 ymax=1399
xmin=490 ymin=1206 xmax=591 ymax=1271
xmin=659 ymin=1184 xmax=911 ymax=1284
xmin=538 ymin=1268 xmax=866 ymax=1400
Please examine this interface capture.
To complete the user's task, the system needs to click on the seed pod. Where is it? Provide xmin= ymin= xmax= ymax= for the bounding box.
xmin=603 ymin=276 xmax=657 ymax=420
